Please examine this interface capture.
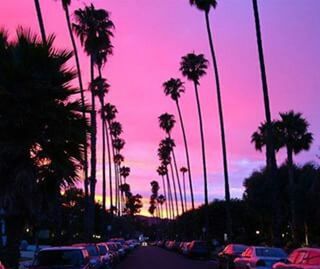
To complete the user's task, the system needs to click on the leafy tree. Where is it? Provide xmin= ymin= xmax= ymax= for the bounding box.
xmin=0 ymin=29 xmax=86 ymax=267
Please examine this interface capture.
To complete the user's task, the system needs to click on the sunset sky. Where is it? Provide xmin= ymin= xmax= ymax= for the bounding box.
xmin=2 ymin=0 xmax=320 ymax=215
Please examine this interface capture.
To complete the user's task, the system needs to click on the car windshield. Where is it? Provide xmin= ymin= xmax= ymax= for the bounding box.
xmin=234 ymin=245 xmax=247 ymax=253
xmin=34 ymin=250 xmax=84 ymax=266
xmin=256 ymin=248 xmax=286 ymax=258
xmin=98 ymin=245 xmax=107 ymax=255
xmin=86 ymin=245 xmax=98 ymax=256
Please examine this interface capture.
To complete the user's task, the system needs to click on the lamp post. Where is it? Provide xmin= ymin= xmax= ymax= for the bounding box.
xmin=0 ymin=208 xmax=6 ymax=248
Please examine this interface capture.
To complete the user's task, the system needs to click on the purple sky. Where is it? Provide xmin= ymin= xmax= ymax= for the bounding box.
xmin=2 ymin=0 xmax=320 ymax=215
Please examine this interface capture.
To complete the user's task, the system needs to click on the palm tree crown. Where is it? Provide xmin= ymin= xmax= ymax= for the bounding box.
xmin=159 ymin=113 xmax=176 ymax=134
xmin=73 ymin=4 xmax=114 ymax=58
xmin=180 ymin=53 xmax=209 ymax=84
xmin=278 ymin=111 xmax=313 ymax=154
xmin=190 ymin=0 xmax=217 ymax=13
xmin=163 ymin=78 xmax=185 ymax=101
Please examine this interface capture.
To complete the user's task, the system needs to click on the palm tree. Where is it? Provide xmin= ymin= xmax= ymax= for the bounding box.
xmin=102 ymin=103 xmax=118 ymax=212
xmin=92 ymin=77 xmax=110 ymax=211
xmin=180 ymin=53 xmax=209 ymax=231
xmin=120 ymin=166 xmax=130 ymax=184
xmin=57 ymin=0 xmax=89 ymax=198
xmin=180 ymin=167 xmax=188 ymax=211
xmin=251 ymin=0 xmax=280 ymax=243
xmin=163 ymin=78 xmax=195 ymax=210
xmin=0 ymin=29 xmax=87 ymax=267
xmin=157 ymin=195 xmax=166 ymax=219
xmin=157 ymin=165 xmax=169 ymax=219
xmin=34 ymin=0 xmax=47 ymax=44
xmin=277 ymin=111 xmax=313 ymax=242
xmin=158 ymin=141 xmax=176 ymax=218
xmin=159 ymin=113 xmax=185 ymax=213
xmin=73 ymin=4 xmax=114 ymax=228
xmin=189 ymin=0 xmax=232 ymax=237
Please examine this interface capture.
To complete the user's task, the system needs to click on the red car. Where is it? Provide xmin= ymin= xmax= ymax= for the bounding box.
xmin=273 ymin=248 xmax=320 ymax=269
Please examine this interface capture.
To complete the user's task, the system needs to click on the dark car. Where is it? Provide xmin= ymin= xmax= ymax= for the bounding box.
xmin=29 ymin=246 xmax=91 ymax=269
xmin=273 ymin=248 xmax=320 ymax=269
xmin=188 ymin=240 xmax=211 ymax=259
xmin=72 ymin=243 xmax=103 ymax=269
xmin=218 ymin=244 xmax=248 ymax=269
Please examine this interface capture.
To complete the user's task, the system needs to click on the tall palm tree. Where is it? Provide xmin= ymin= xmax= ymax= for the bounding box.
xmin=158 ymin=141 xmax=176 ymax=218
xmin=34 ymin=0 xmax=47 ymax=44
xmin=180 ymin=53 xmax=209 ymax=229
xmin=120 ymin=166 xmax=130 ymax=184
xmin=163 ymin=78 xmax=195 ymax=210
xmin=189 ymin=0 xmax=232 ymax=239
xmin=180 ymin=166 xmax=188 ymax=211
xmin=57 ymin=0 xmax=89 ymax=198
xmin=159 ymin=113 xmax=185 ymax=213
xmin=157 ymin=165 xmax=169 ymax=219
xmin=73 ymin=5 xmax=114 ymax=235
xmin=102 ymin=103 xmax=118 ymax=212
xmin=251 ymin=0 xmax=280 ymax=243
xmin=92 ymin=77 xmax=110 ymax=211
xmin=277 ymin=111 xmax=313 ymax=242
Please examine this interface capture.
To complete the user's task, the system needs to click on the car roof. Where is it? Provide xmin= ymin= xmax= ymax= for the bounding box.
xmin=295 ymin=248 xmax=320 ymax=252
xmin=40 ymin=246 xmax=85 ymax=251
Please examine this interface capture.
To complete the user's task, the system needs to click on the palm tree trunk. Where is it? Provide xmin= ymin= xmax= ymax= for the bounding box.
xmin=64 ymin=4 xmax=89 ymax=199
xmin=104 ymin=121 xmax=113 ymax=213
xmin=101 ymin=100 xmax=106 ymax=211
xmin=205 ymin=11 xmax=232 ymax=240
xmin=33 ymin=0 xmax=47 ymax=45
xmin=193 ymin=81 xmax=209 ymax=235
xmin=171 ymin=149 xmax=185 ymax=213
xmin=252 ymin=0 xmax=280 ymax=245
xmin=182 ymin=171 xmax=187 ymax=211
xmin=161 ymin=175 xmax=169 ymax=219
xmin=176 ymin=100 xmax=195 ymax=210
xmin=287 ymin=147 xmax=297 ymax=242
xmin=165 ymin=172 xmax=174 ymax=219
xmin=170 ymin=161 xmax=179 ymax=216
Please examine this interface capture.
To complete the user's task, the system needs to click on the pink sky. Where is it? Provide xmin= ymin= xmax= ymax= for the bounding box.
xmin=2 ymin=0 xmax=320 ymax=215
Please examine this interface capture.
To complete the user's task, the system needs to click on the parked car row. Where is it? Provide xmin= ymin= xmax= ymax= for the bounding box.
xmin=157 ymin=240 xmax=212 ymax=259
xmin=20 ymin=238 xmax=140 ymax=269
xmin=156 ymin=241 xmax=320 ymax=268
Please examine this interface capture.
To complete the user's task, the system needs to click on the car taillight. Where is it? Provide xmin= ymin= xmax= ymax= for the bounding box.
xmin=256 ymin=260 xmax=266 ymax=267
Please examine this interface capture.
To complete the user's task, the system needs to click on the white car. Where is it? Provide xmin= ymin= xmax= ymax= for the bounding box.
xmin=234 ymin=246 xmax=287 ymax=269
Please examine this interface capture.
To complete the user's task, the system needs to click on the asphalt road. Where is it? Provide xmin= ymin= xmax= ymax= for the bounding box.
xmin=117 ymin=246 xmax=217 ymax=269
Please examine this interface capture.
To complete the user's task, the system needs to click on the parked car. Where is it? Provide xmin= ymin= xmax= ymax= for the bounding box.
xmin=0 ymin=260 xmax=5 ymax=269
xmin=218 ymin=244 xmax=248 ymax=269
xmin=234 ymin=246 xmax=287 ymax=269
xmin=29 ymin=246 xmax=92 ymax=269
xmin=72 ymin=243 xmax=103 ymax=269
xmin=187 ymin=240 xmax=211 ymax=259
xmin=96 ymin=243 xmax=112 ymax=268
xmin=273 ymin=248 xmax=320 ymax=269
xmin=105 ymin=242 xmax=120 ymax=264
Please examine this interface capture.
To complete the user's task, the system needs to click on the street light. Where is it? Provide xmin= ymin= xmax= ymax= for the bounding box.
xmin=255 ymin=230 xmax=260 ymax=235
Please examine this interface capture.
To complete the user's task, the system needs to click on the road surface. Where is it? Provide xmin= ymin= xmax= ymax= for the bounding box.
xmin=117 ymin=246 xmax=217 ymax=269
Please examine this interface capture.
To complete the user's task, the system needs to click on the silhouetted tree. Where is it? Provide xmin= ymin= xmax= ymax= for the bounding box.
xmin=163 ymin=78 xmax=195 ymax=210
xmin=189 ymin=0 xmax=232 ymax=239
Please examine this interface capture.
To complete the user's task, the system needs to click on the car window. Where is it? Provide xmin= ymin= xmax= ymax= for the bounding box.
xmin=288 ymin=250 xmax=299 ymax=263
xmin=98 ymin=245 xmax=107 ymax=255
xmin=305 ymin=251 xmax=320 ymax=265
xmin=234 ymin=245 xmax=247 ymax=254
xmin=34 ymin=250 xmax=84 ymax=266
xmin=86 ymin=245 xmax=99 ymax=256
xmin=255 ymin=248 xmax=286 ymax=258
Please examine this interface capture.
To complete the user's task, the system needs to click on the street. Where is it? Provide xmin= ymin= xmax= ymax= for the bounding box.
xmin=117 ymin=246 xmax=216 ymax=269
